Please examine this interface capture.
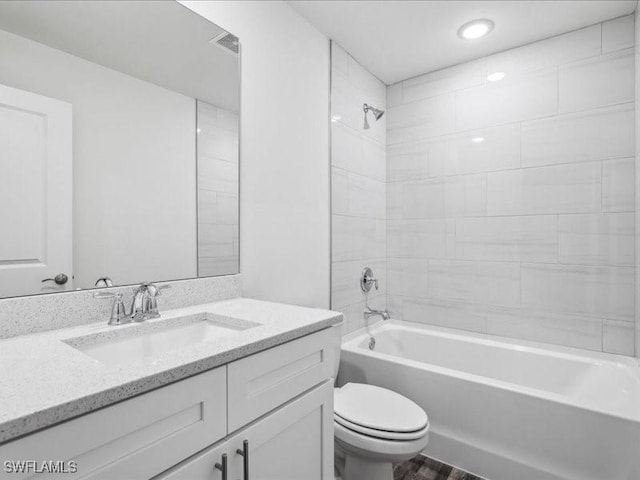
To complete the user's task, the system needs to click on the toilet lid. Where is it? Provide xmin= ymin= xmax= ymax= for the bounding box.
xmin=334 ymin=413 xmax=429 ymax=440
xmin=334 ymin=383 xmax=428 ymax=433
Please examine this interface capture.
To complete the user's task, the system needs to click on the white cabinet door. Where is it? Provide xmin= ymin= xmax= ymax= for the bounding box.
xmin=228 ymin=380 xmax=334 ymax=480
xmin=0 ymin=83 xmax=72 ymax=297
xmin=157 ymin=380 xmax=334 ymax=480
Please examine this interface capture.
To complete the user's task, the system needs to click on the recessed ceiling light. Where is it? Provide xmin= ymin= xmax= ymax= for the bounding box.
xmin=472 ymin=137 xmax=485 ymax=143
xmin=487 ymin=71 xmax=505 ymax=82
xmin=458 ymin=19 xmax=494 ymax=40
xmin=331 ymin=115 xmax=342 ymax=123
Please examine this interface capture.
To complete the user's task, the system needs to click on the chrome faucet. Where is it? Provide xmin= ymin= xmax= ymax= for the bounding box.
xmin=364 ymin=306 xmax=390 ymax=321
xmin=94 ymin=282 xmax=170 ymax=326
xmin=131 ymin=282 xmax=169 ymax=322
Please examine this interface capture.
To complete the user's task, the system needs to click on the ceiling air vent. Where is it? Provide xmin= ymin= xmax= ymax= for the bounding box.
xmin=211 ymin=31 xmax=239 ymax=55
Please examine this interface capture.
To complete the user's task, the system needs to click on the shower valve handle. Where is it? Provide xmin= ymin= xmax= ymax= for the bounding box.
xmin=360 ymin=267 xmax=379 ymax=293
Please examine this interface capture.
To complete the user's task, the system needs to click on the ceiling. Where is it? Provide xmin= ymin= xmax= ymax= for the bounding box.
xmin=0 ymin=1 xmax=240 ymax=112
xmin=289 ymin=0 xmax=638 ymax=85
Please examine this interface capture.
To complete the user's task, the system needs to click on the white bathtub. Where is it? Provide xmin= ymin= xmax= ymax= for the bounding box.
xmin=338 ymin=320 xmax=640 ymax=480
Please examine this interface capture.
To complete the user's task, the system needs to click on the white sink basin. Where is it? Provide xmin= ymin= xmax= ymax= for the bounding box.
xmin=64 ymin=313 xmax=259 ymax=365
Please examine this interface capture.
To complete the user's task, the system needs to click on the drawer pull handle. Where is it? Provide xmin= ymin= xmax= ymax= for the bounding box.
xmin=215 ymin=453 xmax=228 ymax=480
xmin=236 ymin=440 xmax=249 ymax=480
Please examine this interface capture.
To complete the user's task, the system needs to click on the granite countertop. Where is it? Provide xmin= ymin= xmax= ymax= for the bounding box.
xmin=0 ymin=297 xmax=343 ymax=444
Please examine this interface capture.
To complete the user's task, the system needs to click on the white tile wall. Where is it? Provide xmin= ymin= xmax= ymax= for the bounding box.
xmin=559 ymin=49 xmax=634 ymax=113
xmin=445 ymin=174 xmax=487 ymax=217
xmin=387 ymin=258 xmax=429 ymax=297
xmin=455 ymin=67 xmax=558 ymax=131
xmin=401 ymin=59 xmax=486 ymax=103
xmin=387 ymin=93 xmax=456 ymax=143
xmin=402 ymin=297 xmax=488 ymax=333
xmin=603 ymin=15 xmax=635 ymax=54
xmin=387 ymin=142 xmax=429 ymax=181
xmin=603 ymin=157 xmax=635 ymax=212
xmin=401 ymin=179 xmax=446 ymax=218
xmin=385 ymin=15 xmax=636 ymax=355
xmin=387 ymin=219 xmax=455 ymax=258
xmin=333 ymin=123 xmax=386 ymax=181
xmin=429 ymin=123 xmax=521 ymax=176
xmin=485 ymin=24 xmax=601 ymax=75
xmin=332 ymin=215 xmax=386 ymax=262
xmin=521 ymin=104 xmax=634 ymax=167
xmin=603 ymin=319 xmax=635 ymax=355
xmin=331 ymin=43 xmax=387 ymax=335
xmin=197 ymin=101 xmax=239 ymax=278
xmin=558 ymin=213 xmax=635 ymax=266
xmin=521 ymin=263 xmax=634 ymax=321
xmin=455 ymin=216 xmax=558 ymax=263
xmin=486 ymin=162 xmax=602 ymax=216
xmin=428 ymin=259 xmax=521 ymax=308
xmin=486 ymin=310 xmax=603 ymax=351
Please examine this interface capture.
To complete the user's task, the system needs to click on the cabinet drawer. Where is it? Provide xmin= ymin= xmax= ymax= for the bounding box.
xmin=0 ymin=367 xmax=226 ymax=480
xmin=227 ymin=328 xmax=334 ymax=431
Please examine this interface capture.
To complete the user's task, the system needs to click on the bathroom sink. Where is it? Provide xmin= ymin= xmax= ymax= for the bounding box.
xmin=64 ymin=313 xmax=259 ymax=365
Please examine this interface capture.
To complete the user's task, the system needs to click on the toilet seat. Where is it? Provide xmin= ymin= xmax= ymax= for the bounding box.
xmin=334 ymin=383 xmax=428 ymax=440
xmin=334 ymin=413 xmax=429 ymax=440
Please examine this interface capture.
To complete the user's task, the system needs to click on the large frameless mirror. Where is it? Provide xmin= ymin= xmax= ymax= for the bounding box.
xmin=0 ymin=0 xmax=240 ymax=298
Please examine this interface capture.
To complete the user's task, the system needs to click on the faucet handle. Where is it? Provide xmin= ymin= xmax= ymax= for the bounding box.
xmin=143 ymin=284 xmax=170 ymax=318
xmin=95 ymin=277 xmax=113 ymax=287
xmin=360 ymin=267 xmax=379 ymax=293
xmin=94 ymin=292 xmax=130 ymax=326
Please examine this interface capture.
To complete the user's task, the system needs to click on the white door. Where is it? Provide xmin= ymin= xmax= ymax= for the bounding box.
xmin=0 ymin=83 xmax=72 ymax=297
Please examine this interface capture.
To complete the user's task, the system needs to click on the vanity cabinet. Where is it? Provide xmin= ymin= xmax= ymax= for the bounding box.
xmin=0 ymin=328 xmax=335 ymax=480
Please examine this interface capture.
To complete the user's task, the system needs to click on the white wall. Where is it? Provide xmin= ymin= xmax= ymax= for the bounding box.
xmin=183 ymin=1 xmax=331 ymax=309
xmin=386 ymin=16 xmax=636 ymax=355
xmin=0 ymin=28 xmax=198 ymax=289
xmin=330 ymin=43 xmax=387 ymax=335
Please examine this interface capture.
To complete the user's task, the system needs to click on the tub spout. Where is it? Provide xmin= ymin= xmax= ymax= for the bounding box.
xmin=364 ymin=306 xmax=390 ymax=321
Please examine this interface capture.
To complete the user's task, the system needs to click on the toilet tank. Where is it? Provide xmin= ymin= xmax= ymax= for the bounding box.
xmin=331 ymin=322 xmax=343 ymax=381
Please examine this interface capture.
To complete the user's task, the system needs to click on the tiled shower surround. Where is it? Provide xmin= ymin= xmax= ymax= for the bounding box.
xmin=387 ymin=15 xmax=635 ymax=354
xmin=331 ymin=43 xmax=387 ymax=335
xmin=332 ymin=15 xmax=638 ymax=354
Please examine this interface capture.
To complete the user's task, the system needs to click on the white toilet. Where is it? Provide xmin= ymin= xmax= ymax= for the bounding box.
xmin=332 ymin=325 xmax=429 ymax=480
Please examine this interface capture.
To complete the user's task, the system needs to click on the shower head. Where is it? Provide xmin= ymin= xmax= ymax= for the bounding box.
xmin=363 ymin=103 xmax=385 ymax=129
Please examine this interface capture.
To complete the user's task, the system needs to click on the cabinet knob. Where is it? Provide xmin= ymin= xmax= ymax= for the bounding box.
xmin=214 ymin=453 xmax=227 ymax=480
xmin=236 ymin=440 xmax=249 ymax=480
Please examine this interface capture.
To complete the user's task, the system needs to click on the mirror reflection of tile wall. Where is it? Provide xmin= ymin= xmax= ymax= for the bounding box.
xmin=197 ymin=101 xmax=240 ymax=277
